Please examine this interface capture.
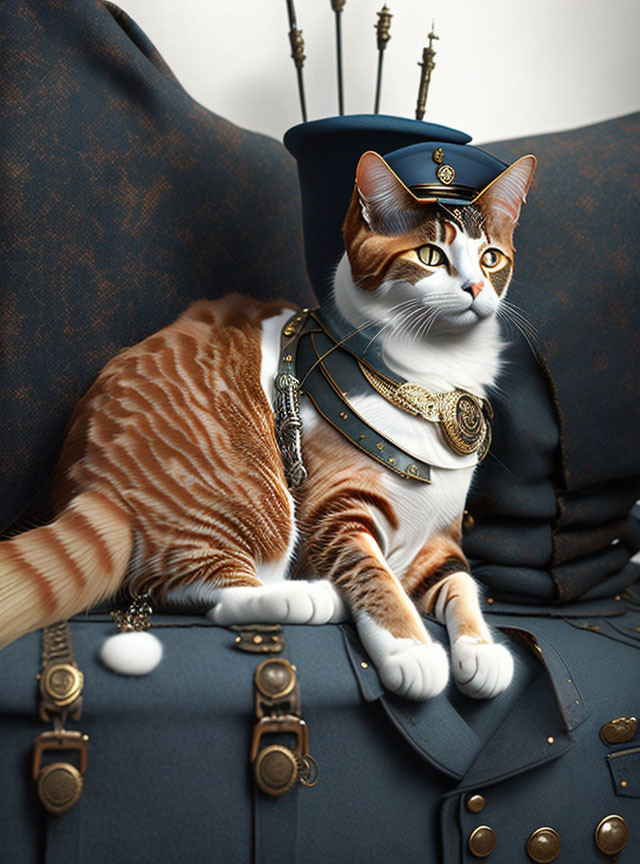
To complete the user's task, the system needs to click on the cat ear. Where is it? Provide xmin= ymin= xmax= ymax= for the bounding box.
xmin=355 ymin=151 xmax=422 ymax=233
xmin=473 ymin=155 xmax=537 ymax=236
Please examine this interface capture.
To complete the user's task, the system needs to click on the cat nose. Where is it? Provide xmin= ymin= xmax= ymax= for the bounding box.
xmin=462 ymin=280 xmax=484 ymax=299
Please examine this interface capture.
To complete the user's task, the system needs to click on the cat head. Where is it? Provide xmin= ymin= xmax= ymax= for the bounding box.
xmin=340 ymin=151 xmax=536 ymax=337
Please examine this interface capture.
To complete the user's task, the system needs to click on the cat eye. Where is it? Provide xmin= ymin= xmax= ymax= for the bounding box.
xmin=417 ymin=245 xmax=447 ymax=267
xmin=480 ymin=248 xmax=508 ymax=271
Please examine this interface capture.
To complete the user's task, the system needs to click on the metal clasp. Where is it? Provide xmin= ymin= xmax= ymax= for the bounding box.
xmin=32 ymin=730 xmax=89 ymax=780
xmin=32 ymin=730 xmax=90 ymax=815
xmin=250 ymin=715 xmax=317 ymax=796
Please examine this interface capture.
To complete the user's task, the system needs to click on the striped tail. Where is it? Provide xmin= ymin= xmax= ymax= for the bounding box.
xmin=0 ymin=491 xmax=133 ymax=650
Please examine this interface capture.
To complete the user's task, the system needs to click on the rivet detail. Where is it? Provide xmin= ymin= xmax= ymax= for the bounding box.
xmin=465 ymin=794 xmax=486 ymax=814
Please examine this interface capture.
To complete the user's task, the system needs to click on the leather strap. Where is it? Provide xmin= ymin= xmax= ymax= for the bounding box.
xmin=278 ymin=308 xmax=434 ymax=482
xmin=33 ymin=622 xmax=89 ymax=817
xmin=251 ymin=631 xmax=305 ymax=864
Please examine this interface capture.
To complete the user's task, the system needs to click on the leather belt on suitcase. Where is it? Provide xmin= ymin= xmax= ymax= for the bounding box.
xmin=33 ymin=621 xmax=89 ymax=816
xmin=235 ymin=624 xmax=318 ymax=864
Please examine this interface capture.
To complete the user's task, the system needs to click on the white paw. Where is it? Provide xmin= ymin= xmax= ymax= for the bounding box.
xmin=451 ymin=636 xmax=513 ymax=699
xmin=208 ymin=581 xmax=348 ymax=626
xmin=377 ymin=640 xmax=450 ymax=700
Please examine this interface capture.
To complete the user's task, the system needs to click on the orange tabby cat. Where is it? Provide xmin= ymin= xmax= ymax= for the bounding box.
xmin=0 ymin=150 xmax=535 ymax=700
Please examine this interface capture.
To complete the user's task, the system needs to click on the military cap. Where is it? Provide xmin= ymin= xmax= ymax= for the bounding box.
xmin=284 ymin=114 xmax=507 ymax=301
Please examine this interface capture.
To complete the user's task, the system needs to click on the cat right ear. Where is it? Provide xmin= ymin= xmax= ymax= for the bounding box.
xmin=355 ymin=151 xmax=421 ymax=234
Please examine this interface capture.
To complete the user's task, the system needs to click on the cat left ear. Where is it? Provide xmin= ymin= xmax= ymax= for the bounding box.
xmin=473 ymin=155 xmax=537 ymax=235
xmin=355 ymin=151 xmax=422 ymax=234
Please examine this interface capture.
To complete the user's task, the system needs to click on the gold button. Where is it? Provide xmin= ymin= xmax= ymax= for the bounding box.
xmin=37 ymin=762 xmax=84 ymax=814
xmin=463 ymin=510 xmax=475 ymax=532
xmin=466 ymin=794 xmax=486 ymax=814
xmin=468 ymin=826 xmax=496 ymax=857
xmin=600 ymin=716 xmax=637 ymax=745
xmin=594 ymin=815 xmax=630 ymax=856
xmin=40 ymin=663 xmax=83 ymax=708
xmin=254 ymin=658 xmax=296 ymax=700
xmin=527 ymin=827 xmax=561 ymax=862
xmin=254 ymin=745 xmax=298 ymax=796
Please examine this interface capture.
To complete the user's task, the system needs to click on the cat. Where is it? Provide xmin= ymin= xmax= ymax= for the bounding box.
xmin=0 ymin=149 xmax=535 ymax=701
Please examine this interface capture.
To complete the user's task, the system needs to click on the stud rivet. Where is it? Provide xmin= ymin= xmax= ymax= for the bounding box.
xmin=466 ymin=794 xmax=486 ymax=814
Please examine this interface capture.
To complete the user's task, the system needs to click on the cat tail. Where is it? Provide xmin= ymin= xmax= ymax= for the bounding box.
xmin=0 ymin=490 xmax=133 ymax=651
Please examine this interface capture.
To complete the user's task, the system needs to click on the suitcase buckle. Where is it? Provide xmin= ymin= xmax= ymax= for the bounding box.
xmin=32 ymin=730 xmax=89 ymax=814
xmin=250 ymin=715 xmax=317 ymax=796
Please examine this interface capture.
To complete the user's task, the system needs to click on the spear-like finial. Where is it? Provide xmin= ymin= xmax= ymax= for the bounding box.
xmin=374 ymin=5 xmax=392 ymax=114
xmin=331 ymin=1 xmax=346 ymax=115
xmin=415 ymin=22 xmax=438 ymax=121
xmin=286 ymin=0 xmax=308 ymax=122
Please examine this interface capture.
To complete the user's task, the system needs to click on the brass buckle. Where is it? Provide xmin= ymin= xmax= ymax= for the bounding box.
xmin=250 ymin=715 xmax=314 ymax=796
xmin=33 ymin=730 xmax=89 ymax=815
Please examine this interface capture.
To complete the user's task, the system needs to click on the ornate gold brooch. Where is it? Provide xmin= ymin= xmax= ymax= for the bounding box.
xmin=359 ymin=362 xmax=492 ymax=460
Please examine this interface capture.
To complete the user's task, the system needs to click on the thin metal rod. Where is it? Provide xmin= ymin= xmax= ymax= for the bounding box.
xmin=374 ymin=51 xmax=384 ymax=113
xmin=296 ymin=67 xmax=308 ymax=122
xmin=285 ymin=0 xmax=308 ymax=123
xmin=335 ymin=11 xmax=344 ymax=115
xmin=374 ymin=6 xmax=392 ymax=116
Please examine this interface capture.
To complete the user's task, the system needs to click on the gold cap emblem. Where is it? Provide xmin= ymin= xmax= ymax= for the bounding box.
xmin=436 ymin=163 xmax=455 ymax=185
xmin=433 ymin=147 xmax=444 ymax=164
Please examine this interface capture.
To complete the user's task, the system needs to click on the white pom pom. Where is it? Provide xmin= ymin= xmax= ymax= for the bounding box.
xmin=100 ymin=631 xmax=163 ymax=676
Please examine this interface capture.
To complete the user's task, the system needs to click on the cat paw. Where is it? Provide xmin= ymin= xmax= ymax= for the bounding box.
xmin=451 ymin=636 xmax=513 ymax=699
xmin=208 ymin=581 xmax=348 ymax=626
xmin=377 ymin=640 xmax=450 ymax=700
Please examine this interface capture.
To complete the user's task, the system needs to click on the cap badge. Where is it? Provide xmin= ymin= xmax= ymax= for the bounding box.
xmin=436 ymin=163 xmax=455 ymax=184
xmin=432 ymin=147 xmax=444 ymax=164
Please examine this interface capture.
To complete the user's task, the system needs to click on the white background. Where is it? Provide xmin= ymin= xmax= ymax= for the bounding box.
xmin=117 ymin=0 xmax=639 ymax=145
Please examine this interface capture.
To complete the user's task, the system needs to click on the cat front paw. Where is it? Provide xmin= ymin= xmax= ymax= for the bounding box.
xmin=451 ymin=636 xmax=513 ymax=699
xmin=208 ymin=580 xmax=348 ymax=626
xmin=377 ymin=640 xmax=449 ymax=700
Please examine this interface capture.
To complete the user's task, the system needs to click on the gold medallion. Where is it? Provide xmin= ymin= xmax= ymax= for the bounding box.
xmin=359 ymin=362 xmax=491 ymax=459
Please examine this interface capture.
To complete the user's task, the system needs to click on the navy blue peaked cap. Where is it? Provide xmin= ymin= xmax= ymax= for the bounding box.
xmin=284 ymin=114 xmax=507 ymax=301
